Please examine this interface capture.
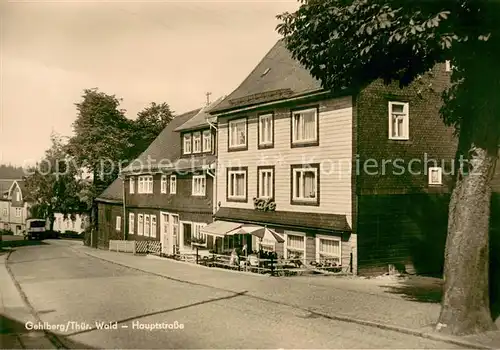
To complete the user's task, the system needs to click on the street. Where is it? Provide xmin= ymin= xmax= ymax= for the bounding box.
xmin=3 ymin=241 xmax=468 ymax=348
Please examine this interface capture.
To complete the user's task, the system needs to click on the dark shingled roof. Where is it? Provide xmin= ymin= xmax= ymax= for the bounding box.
xmin=122 ymin=108 xmax=202 ymax=174
xmin=210 ymin=39 xmax=322 ymax=114
xmin=0 ymin=179 xmax=16 ymax=199
xmin=214 ymin=207 xmax=351 ymax=233
xmin=174 ymin=96 xmax=225 ymax=132
xmin=96 ymin=177 xmax=123 ymax=203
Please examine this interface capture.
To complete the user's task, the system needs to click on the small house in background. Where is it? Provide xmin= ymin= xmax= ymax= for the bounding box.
xmin=0 ymin=179 xmax=32 ymax=235
xmin=52 ymin=213 xmax=89 ymax=234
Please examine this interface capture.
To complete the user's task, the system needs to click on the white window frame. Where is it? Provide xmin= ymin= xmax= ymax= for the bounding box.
xmin=129 ymin=177 xmax=135 ymax=194
xmin=192 ymin=175 xmax=206 ymax=196
xmin=144 ymin=215 xmax=150 ymax=237
xmin=291 ymin=108 xmax=318 ymax=144
xmin=138 ymin=214 xmax=144 ymax=235
xmin=183 ymin=134 xmax=192 ymax=154
xmin=161 ymin=175 xmax=167 ymax=194
xmin=138 ymin=176 xmax=153 ymax=194
xmin=193 ymin=222 xmax=208 ymax=245
xmin=315 ymin=235 xmax=342 ymax=265
xmin=228 ymin=169 xmax=247 ymax=200
xmin=202 ymin=130 xmax=212 ymax=153
xmin=292 ymin=166 xmax=318 ymax=202
xmin=428 ymin=166 xmax=443 ymax=185
xmin=388 ymin=101 xmax=409 ymax=140
xmin=445 ymin=60 xmax=452 ymax=72
xmin=192 ymin=131 xmax=202 ymax=154
xmin=128 ymin=213 xmax=135 ymax=234
xmin=170 ymin=175 xmax=177 ymax=194
xmin=151 ymin=215 xmax=157 ymax=238
xmin=258 ymin=113 xmax=273 ymax=146
xmin=284 ymin=233 xmax=306 ymax=263
xmin=2 ymin=208 xmax=7 ymax=216
xmin=258 ymin=168 xmax=274 ymax=199
xmin=15 ymin=208 xmax=22 ymax=217
xmin=116 ymin=216 xmax=121 ymax=231
xmin=228 ymin=118 xmax=247 ymax=149
xmin=16 ymin=191 xmax=21 ymax=201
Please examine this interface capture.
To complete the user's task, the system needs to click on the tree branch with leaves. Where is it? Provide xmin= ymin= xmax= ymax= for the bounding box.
xmin=278 ymin=0 xmax=500 ymax=335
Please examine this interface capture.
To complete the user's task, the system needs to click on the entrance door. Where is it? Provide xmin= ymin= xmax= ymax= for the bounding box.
xmin=160 ymin=212 xmax=180 ymax=256
xmin=160 ymin=212 xmax=172 ymax=255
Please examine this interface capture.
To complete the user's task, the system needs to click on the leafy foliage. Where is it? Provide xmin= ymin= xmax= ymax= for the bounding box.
xmin=24 ymin=133 xmax=89 ymax=228
xmin=0 ymin=164 xmax=25 ymax=179
xmin=277 ymin=0 xmax=500 ymax=147
xmin=277 ymin=0 xmax=500 ymax=335
xmin=128 ymin=102 xmax=175 ymax=160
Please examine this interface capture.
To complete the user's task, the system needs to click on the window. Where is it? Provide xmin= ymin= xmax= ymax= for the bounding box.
xmin=138 ymin=176 xmax=153 ymax=194
xmin=15 ymin=208 xmax=22 ymax=217
xmin=228 ymin=118 xmax=247 ymax=149
xmin=316 ymin=236 xmax=341 ymax=265
xmin=258 ymin=113 xmax=273 ymax=147
xmin=151 ymin=215 xmax=157 ymax=238
xmin=445 ymin=60 xmax=452 ymax=72
xmin=193 ymin=131 xmax=202 ymax=153
xmin=291 ymin=164 xmax=319 ymax=205
xmin=183 ymin=134 xmax=192 ymax=154
xmin=138 ymin=214 xmax=144 ymax=235
xmin=116 ymin=216 xmax=121 ymax=231
xmin=161 ymin=175 xmax=167 ymax=194
xmin=192 ymin=175 xmax=206 ymax=196
xmin=2 ymin=208 xmax=7 ymax=216
xmin=388 ymin=102 xmax=409 ymax=140
xmin=285 ymin=234 xmax=306 ymax=262
xmin=429 ymin=167 xmax=443 ymax=185
xmin=258 ymin=167 xmax=274 ymax=199
xmin=128 ymin=213 xmax=135 ymax=234
xmin=202 ymin=130 xmax=212 ymax=152
xmin=16 ymin=191 xmax=21 ymax=201
xmin=193 ymin=223 xmax=207 ymax=244
xmin=227 ymin=168 xmax=247 ymax=201
xmin=129 ymin=177 xmax=135 ymax=194
xmin=292 ymin=108 xmax=318 ymax=145
xmin=144 ymin=215 xmax=150 ymax=237
xmin=170 ymin=175 xmax=177 ymax=194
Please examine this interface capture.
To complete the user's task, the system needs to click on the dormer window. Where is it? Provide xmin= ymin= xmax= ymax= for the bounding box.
xmin=202 ymin=130 xmax=212 ymax=152
xmin=183 ymin=134 xmax=192 ymax=154
xmin=16 ymin=191 xmax=21 ymax=201
xmin=193 ymin=132 xmax=202 ymax=153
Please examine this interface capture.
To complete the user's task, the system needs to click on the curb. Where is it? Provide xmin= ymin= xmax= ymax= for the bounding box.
xmin=80 ymin=247 xmax=493 ymax=349
xmin=4 ymin=250 xmax=68 ymax=349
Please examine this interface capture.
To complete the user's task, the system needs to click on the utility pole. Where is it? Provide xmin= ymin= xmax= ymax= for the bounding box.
xmin=205 ymin=92 xmax=212 ymax=106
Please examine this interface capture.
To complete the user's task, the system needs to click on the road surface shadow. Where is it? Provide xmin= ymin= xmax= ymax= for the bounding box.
xmin=382 ymin=276 xmax=443 ymax=303
xmin=0 ymin=313 xmax=94 ymax=349
xmin=1 ymin=240 xmax=49 ymax=248
xmin=383 ymin=276 xmax=500 ymax=322
xmin=65 ymin=290 xmax=248 ymax=337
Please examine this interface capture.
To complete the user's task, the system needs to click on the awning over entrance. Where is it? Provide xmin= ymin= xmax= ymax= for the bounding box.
xmin=200 ymin=220 xmax=243 ymax=238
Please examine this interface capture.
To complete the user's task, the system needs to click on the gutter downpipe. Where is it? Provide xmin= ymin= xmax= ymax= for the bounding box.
xmin=120 ymin=173 xmax=126 ymax=241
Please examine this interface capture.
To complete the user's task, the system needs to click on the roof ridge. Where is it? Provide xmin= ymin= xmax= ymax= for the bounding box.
xmin=215 ymin=40 xmax=281 ymax=109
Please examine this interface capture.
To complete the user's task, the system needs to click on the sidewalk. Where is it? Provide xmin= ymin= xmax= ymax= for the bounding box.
xmin=75 ymin=243 xmax=500 ymax=349
xmin=0 ymin=251 xmax=56 ymax=349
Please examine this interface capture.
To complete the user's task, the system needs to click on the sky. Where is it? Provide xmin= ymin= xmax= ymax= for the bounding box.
xmin=0 ymin=0 xmax=300 ymax=167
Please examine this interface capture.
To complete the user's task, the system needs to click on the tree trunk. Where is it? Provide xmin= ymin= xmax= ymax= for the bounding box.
xmin=437 ymin=145 xmax=498 ymax=335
